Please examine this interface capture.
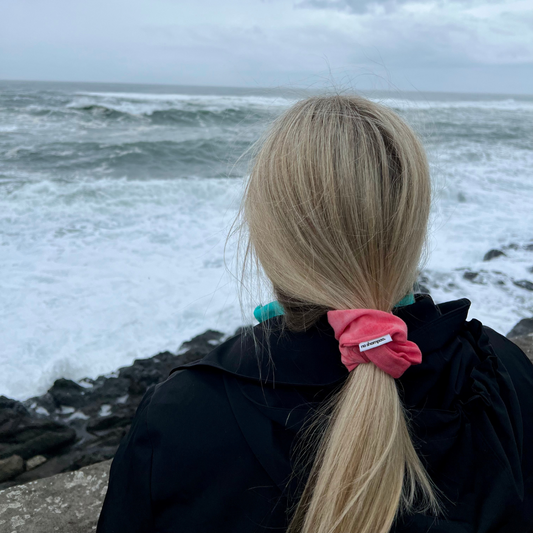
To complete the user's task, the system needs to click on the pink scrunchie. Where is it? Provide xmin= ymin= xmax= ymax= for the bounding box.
xmin=327 ymin=309 xmax=422 ymax=378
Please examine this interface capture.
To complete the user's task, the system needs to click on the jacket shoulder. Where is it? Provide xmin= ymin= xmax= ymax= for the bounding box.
xmin=146 ymin=366 xmax=289 ymax=532
xmin=148 ymin=365 xmax=237 ymax=450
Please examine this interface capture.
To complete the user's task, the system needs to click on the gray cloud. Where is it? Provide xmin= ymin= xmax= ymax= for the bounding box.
xmin=295 ymin=0 xmax=410 ymax=14
xmin=0 ymin=0 xmax=530 ymax=94
xmin=296 ymin=0 xmax=506 ymax=14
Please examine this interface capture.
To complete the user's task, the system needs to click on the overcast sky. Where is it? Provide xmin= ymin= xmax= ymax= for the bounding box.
xmin=1 ymin=0 xmax=531 ymax=94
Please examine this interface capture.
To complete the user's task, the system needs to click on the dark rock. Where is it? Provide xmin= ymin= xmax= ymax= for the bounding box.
xmin=120 ymin=362 xmax=163 ymax=396
xmin=483 ymin=249 xmax=506 ymax=261
xmin=233 ymin=326 xmax=252 ymax=337
xmin=73 ymin=377 xmax=130 ymax=417
xmin=11 ymin=453 xmax=75 ymax=484
xmin=26 ymin=455 xmax=47 ymax=470
xmin=0 ymin=425 xmax=76 ymax=460
xmin=87 ymin=414 xmax=131 ymax=433
xmin=31 ymin=392 xmax=57 ymax=415
xmin=0 ymin=396 xmax=76 ymax=460
xmin=90 ymin=377 xmax=129 ymax=405
xmin=48 ymin=378 xmax=86 ymax=409
xmin=414 ymin=275 xmax=431 ymax=295
xmin=0 ymin=479 xmax=19 ymax=491
xmin=0 ymin=328 xmax=227 ymax=489
xmin=178 ymin=330 xmax=224 ymax=358
xmin=507 ymin=318 xmax=533 ymax=339
xmin=463 ymin=271 xmax=479 ymax=281
xmin=117 ymin=350 xmax=190 ymax=397
xmin=512 ymin=279 xmax=533 ymax=291
xmin=525 ymin=243 xmax=533 ymax=251
xmin=88 ymin=426 xmax=129 ymax=449
xmin=0 ymin=454 xmax=24 ymax=482
xmin=0 ymin=396 xmax=29 ymax=424
xmin=68 ymin=447 xmax=117 ymax=471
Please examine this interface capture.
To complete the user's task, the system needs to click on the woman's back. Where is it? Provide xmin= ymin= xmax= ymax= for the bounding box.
xmin=97 ymin=94 xmax=533 ymax=532
xmin=97 ymin=293 xmax=533 ymax=532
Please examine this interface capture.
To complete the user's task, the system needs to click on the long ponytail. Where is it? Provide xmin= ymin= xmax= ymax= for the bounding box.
xmin=240 ymin=94 xmax=440 ymax=533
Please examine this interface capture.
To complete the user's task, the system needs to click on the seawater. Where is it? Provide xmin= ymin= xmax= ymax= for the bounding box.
xmin=1 ymin=80 xmax=532 ymax=400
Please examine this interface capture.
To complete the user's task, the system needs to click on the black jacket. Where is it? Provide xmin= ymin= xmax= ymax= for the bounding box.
xmin=97 ymin=294 xmax=533 ymax=533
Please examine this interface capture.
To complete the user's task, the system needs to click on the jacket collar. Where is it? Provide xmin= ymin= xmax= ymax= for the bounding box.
xmin=170 ymin=294 xmax=472 ymax=388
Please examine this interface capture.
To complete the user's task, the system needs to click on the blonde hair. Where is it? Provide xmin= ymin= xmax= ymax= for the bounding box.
xmin=238 ymin=94 xmax=440 ymax=533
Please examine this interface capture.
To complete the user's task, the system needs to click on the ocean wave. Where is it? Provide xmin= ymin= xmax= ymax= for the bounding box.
xmin=79 ymin=91 xmax=533 ymax=112
xmin=66 ymin=92 xmax=293 ymax=119
xmin=74 ymin=104 xmax=129 ymax=119
xmin=76 ymin=91 xmax=296 ymax=107
xmin=375 ymin=97 xmax=533 ymax=112
xmin=1 ymin=139 xmax=250 ymax=179
xmin=65 ymin=102 xmax=264 ymax=126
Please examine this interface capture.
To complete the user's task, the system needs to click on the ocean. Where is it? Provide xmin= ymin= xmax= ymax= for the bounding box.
xmin=1 ymin=80 xmax=532 ymax=400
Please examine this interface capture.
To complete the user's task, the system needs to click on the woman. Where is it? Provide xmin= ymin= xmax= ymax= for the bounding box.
xmin=97 ymin=95 xmax=533 ymax=533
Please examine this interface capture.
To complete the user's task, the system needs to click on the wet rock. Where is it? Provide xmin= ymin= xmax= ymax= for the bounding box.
xmin=26 ymin=454 xmax=47 ymax=470
xmin=1 ymin=425 xmax=76 ymax=461
xmin=178 ymin=330 xmax=225 ymax=363
xmin=483 ymin=249 xmax=506 ymax=261
xmin=507 ymin=318 xmax=533 ymax=339
xmin=233 ymin=325 xmax=252 ymax=337
xmin=0 ymin=459 xmax=111 ymax=533
xmin=10 ymin=450 xmax=86 ymax=485
xmin=119 ymin=356 xmax=169 ymax=396
xmin=0 ymin=329 xmax=225 ymax=489
xmin=48 ymin=378 xmax=86 ymax=409
xmin=91 ymin=426 xmax=129 ymax=448
xmin=0 ymin=396 xmax=27 ymax=422
xmin=68 ymin=446 xmax=117 ymax=471
xmin=87 ymin=413 xmax=131 ymax=433
xmin=505 ymin=243 xmax=520 ymax=251
xmin=0 ymin=454 xmax=24 ymax=483
xmin=512 ymin=279 xmax=533 ymax=291
xmin=84 ymin=377 xmax=130 ymax=414
xmin=0 ymin=397 xmax=76 ymax=460
xmin=414 ymin=275 xmax=431 ymax=295
xmin=463 ymin=271 xmax=479 ymax=281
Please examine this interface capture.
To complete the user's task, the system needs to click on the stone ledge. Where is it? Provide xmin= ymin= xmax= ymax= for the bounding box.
xmin=0 ymin=459 xmax=111 ymax=533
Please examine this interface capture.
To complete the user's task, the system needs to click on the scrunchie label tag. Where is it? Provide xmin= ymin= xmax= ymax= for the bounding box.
xmin=359 ymin=334 xmax=393 ymax=352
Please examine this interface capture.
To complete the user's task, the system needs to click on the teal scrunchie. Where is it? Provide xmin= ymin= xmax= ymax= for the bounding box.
xmin=253 ymin=293 xmax=415 ymax=323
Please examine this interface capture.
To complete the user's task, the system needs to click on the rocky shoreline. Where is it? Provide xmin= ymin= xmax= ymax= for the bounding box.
xmin=0 ymin=329 xmax=227 ymax=490
xmin=1 ymin=313 xmax=532 ymax=492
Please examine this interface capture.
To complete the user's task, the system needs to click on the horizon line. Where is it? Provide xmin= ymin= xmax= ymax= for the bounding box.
xmin=1 ymin=77 xmax=532 ymax=98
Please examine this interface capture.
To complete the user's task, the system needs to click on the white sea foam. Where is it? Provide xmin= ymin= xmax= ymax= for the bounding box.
xmin=70 ymin=92 xmax=296 ymax=116
xmin=0 ymin=176 xmax=251 ymax=400
xmin=1 ymin=84 xmax=532 ymax=400
xmin=78 ymin=91 xmax=295 ymax=105
xmin=375 ymin=97 xmax=533 ymax=112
